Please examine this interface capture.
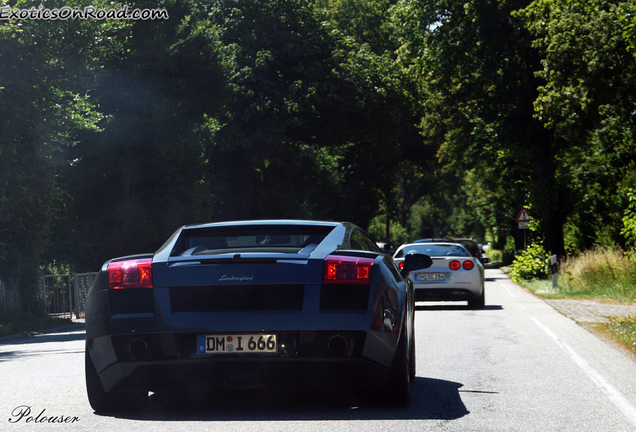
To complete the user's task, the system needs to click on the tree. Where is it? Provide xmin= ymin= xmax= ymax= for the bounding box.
xmin=53 ymin=0 xmax=228 ymax=270
xmin=519 ymin=0 xmax=636 ymax=250
xmin=393 ymin=0 xmax=569 ymax=255
xmin=199 ymin=0 xmax=430 ymax=229
xmin=0 ymin=1 xmax=110 ymax=311
xmin=319 ymin=0 xmax=437 ymax=240
xmin=316 ymin=0 xmax=399 ymax=54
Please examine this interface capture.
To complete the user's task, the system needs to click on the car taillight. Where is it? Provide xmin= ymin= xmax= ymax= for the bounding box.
xmin=449 ymin=260 xmax=461 ymax=271
xmin=463 ymin=260 xmax=475 ymax=270
xmin=108 ymin=258 xmax=153 ymax=289
xmin=323 ymin=255 xmax=373 ymax=284
xmin=398 ymin=261 xmax=404 ymax=270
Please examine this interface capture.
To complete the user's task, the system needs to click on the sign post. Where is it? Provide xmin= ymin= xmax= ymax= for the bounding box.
xmin=516 ymin=207 xmax=531 ymax=229
xmin=515 ymin=207 xmax=531 ymax=248
xmin=551 ymin=255 xmax=558 ymax=290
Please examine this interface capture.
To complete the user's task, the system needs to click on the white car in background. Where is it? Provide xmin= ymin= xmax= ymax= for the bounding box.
xmin=393 ymin=242 xmax=485 ymax=308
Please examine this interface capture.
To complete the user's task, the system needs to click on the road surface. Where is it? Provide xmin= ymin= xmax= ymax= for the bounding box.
xmin=2 ymin=268 xmax=636 ymax=431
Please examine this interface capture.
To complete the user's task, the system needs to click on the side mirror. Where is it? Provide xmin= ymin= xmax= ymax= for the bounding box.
xmin=400 ymin=253 xmax=433 ymax=278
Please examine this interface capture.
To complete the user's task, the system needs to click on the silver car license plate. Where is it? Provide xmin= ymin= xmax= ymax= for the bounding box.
xmin=197 ymin=334 xmax=277 ymax=354
xmin=415 ymin=272 xmax=445 ymax=282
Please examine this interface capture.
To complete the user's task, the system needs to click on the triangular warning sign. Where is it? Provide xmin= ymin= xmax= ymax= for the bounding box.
xmin=516 ymin=207 xmax=531 ymax=223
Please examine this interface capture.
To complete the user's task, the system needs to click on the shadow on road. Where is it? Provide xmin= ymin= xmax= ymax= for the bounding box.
xmin=0 ymin=325 xmax=85 ymax=346
xmin=0 ymin=326 xmax=86 ymax=361
xmin=415 ymin=304 xmax=503 ymax=312
xmin=102 ymin=377 xmax=469 ymax=421
xmin=485 ymin=277 xmax=507 ymax=282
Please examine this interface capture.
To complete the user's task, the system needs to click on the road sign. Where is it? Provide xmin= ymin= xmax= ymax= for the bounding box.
xmin=516 ymin=207 xmax=531 ymax=223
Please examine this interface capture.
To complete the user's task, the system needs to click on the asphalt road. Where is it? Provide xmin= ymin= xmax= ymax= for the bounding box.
xmin=2 ymin=268 xmax=636 ymax=431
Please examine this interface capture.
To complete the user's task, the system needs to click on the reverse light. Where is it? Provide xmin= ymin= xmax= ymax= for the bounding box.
xmin=463 ymin=260 xmax=475 ymax=270
xmin=449 ymin=260 xmax=461 ymax=271
xmin=323 ymin=255 xmax=374 ymax=284
xmin=108 ymin=258 xmax=153 ymax=289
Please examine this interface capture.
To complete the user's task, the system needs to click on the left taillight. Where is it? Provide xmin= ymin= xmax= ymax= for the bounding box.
xmin=323 ymin=255 xmax=374 ymax=284
xmin=107 ymin=258 xmax=153 ymax=289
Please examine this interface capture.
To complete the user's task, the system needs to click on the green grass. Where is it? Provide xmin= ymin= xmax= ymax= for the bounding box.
xmin=559 ymin=247 xmax=636 ymax=302
xmin=604 ymin=314 xmax=636 ymax=354
xmin=0 ymin=309 xmax=74 ymax=338
xmin=514 ymin=247 xmax=636 ymax=302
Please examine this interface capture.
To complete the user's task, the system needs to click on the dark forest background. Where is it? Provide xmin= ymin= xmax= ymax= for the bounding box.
xmin=3 ymin=0 xmax=636 ymax=312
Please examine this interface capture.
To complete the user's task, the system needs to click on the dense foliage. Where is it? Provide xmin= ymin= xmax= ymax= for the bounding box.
xmin=1 ymin=0 xmax=636 ymax=310
xmin=509 ymin=241 xmax=551 ymax=282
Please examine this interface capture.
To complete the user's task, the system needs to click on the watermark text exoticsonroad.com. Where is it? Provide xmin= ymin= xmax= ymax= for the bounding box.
xmin=0 ymin=5 xmax=169 ymax=20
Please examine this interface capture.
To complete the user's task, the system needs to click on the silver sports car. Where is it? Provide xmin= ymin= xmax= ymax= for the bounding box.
xmin=393 ymin=242 xmax=485 ymax=308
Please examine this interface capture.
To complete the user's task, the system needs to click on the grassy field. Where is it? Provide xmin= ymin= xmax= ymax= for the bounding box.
xmin=0 ymin=309 xmax=74 ymax=338
xmin=509 ymin=247 xmax=636 ymax=356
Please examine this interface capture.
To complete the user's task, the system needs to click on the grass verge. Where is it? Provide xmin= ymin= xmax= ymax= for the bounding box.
xmin=507 ymin=247 xmax=636 ymax=357
xmin=0 ymin=309 xmax=74 ymax=339
xmin=604 ymin=314 xmax=636 ymax=354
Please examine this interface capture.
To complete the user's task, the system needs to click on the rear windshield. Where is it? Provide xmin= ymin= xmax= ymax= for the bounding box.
xmin=171 ymin=225 xmax=335 ymax=256
xmin=394 ymin=244 xmax=470 ymax=258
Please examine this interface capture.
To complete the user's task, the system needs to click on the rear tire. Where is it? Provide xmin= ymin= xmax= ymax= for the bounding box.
xmin=85 ymin=347 xmax=147 ymax=413
xmin=385 ymin=325 xmax=411 ymax=407
xmin=468 ymin=289 xmax=485 ymax=309
xmin=409 ymin=318 xmax=416 ymax=382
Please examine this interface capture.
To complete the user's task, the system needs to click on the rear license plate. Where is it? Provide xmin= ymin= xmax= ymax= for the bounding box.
xmin=415 ymin=272 xmax=445 ymax=282
xmin=197 ymin=334 xmax=277 ymax=354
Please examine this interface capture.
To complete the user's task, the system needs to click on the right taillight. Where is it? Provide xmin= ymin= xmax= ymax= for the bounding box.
xmin=449 ymin=260 xmax=461 ymax=271
xmin=107 ymin=258 xmax=153 ymax=289
xmin=463 ymin=260 xmax=475 ymax=270
xmin=323 ymin=255 xmax=374 ymax=284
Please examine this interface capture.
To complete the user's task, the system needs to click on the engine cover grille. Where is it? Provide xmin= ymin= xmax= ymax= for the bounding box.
xmin=169 ymin=285 xmax=304 ymax=312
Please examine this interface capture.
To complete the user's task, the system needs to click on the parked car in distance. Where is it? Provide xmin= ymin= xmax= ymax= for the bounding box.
xmin=85 ymin=220 xmax=433 ymax=412
xmin=393 ymin=241 xmax=485 ymax=308
xmin=451 ymin=238 xmax=482 ymax=262
xmin=478 ymin=243 xmax=491 ymax=264
xmin=413 ymin=237 xmax=490 ymax=265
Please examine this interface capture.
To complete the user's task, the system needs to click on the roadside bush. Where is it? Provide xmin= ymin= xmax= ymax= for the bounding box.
xmin=509 ymin=241 xmax=550 ymax=282
xmin=621 ymin=189 xmax=636 ymax=246
xmin=486 ymin=248 xmax=502 ymax=265
xmin=367 ymin=217 xmax=409 ymax=248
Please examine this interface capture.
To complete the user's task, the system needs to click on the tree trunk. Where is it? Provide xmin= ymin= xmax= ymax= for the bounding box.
xmin=532 ymin=130 xmax=566 ymax=257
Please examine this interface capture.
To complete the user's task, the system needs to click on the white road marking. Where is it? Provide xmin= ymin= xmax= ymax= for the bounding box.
xmin=499 ymin=282 xmax=516 ymax=298
xmin=520 ymin=304 xmax=636 ymax=427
